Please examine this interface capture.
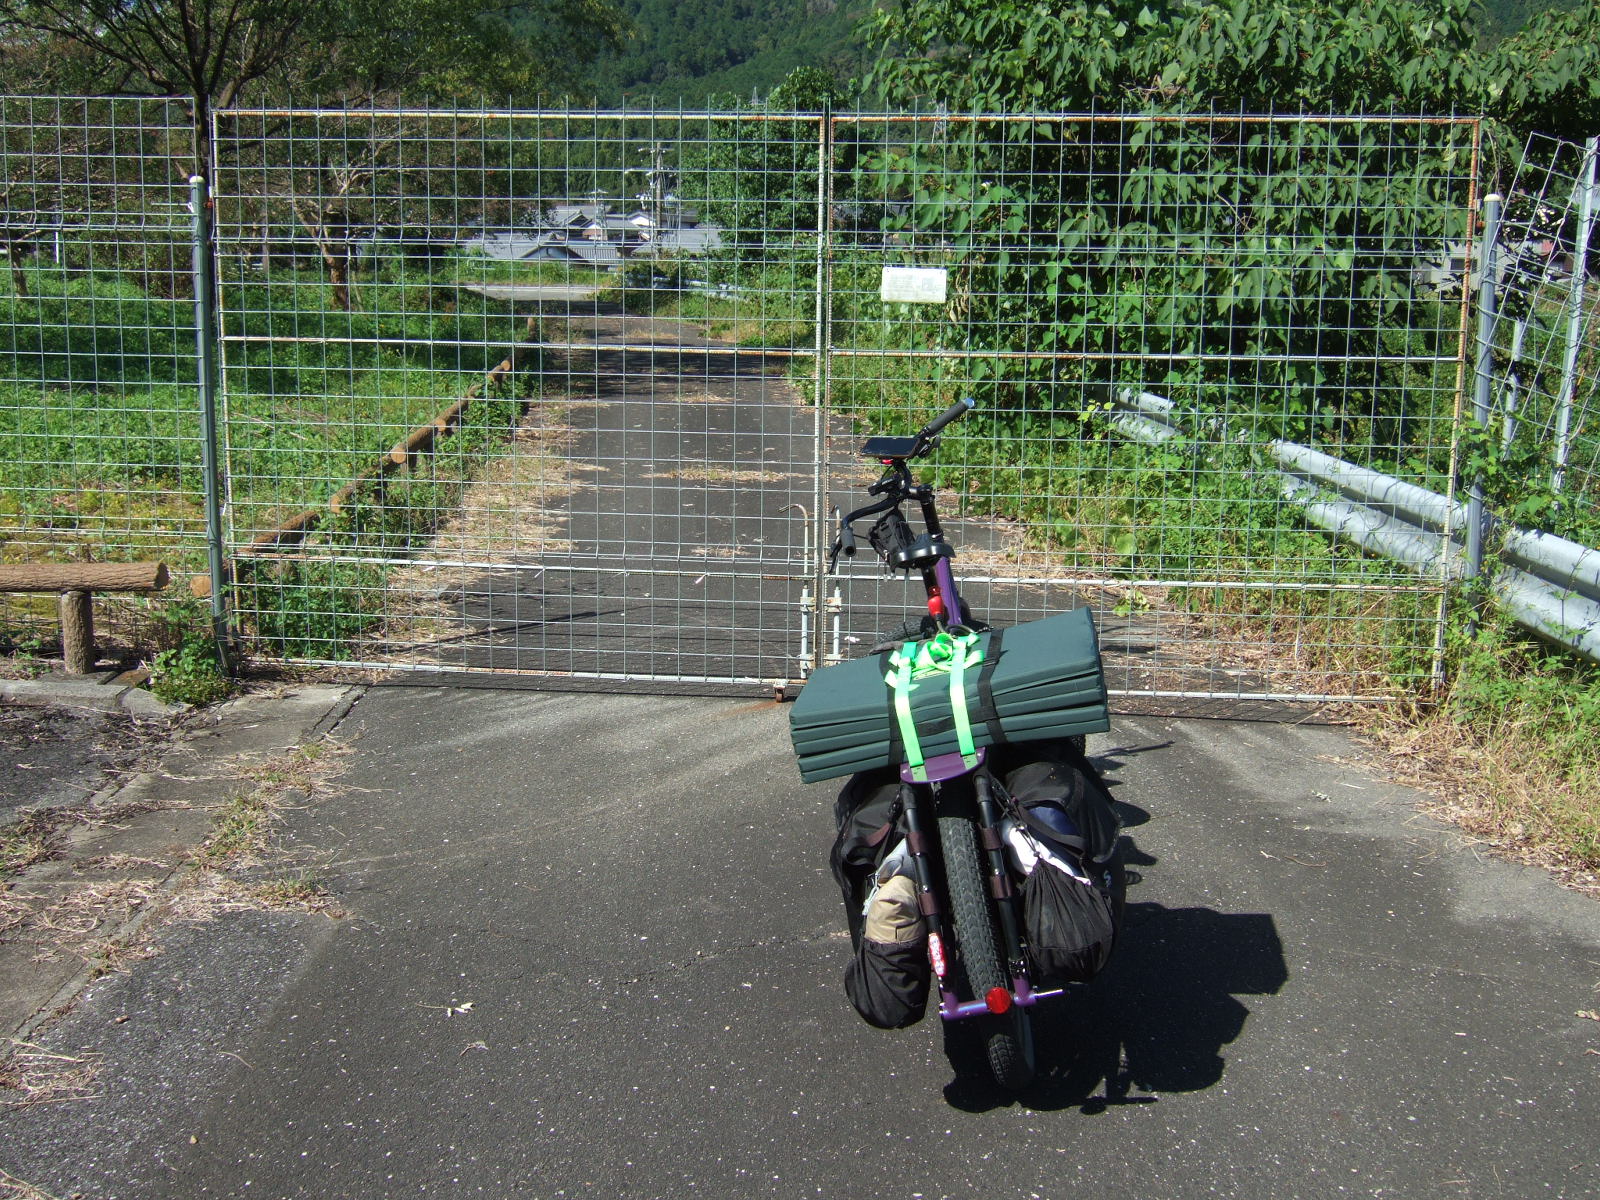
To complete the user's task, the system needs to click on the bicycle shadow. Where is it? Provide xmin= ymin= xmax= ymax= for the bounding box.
xmin=943 ymin=833 xmax=1288 ymax=1113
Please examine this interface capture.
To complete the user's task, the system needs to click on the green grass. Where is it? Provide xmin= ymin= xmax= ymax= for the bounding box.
xmin=1 ymin=257 xmax=541 ymax=658
xmin=1364 ymin=612 xmax=1600 ymax=878
xmin=614 ymin=252 xmax=820 ymax=347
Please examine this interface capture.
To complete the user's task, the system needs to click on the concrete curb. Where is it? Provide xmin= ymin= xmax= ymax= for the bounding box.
xmin=2 ymin=683 xmax=363 ymax=1042
xmin=1 ymin=675 xmax=189 ymax=719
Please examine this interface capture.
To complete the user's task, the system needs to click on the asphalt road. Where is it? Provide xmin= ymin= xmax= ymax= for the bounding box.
xmin=5 ymin=687 xmax=1598 ymax=1199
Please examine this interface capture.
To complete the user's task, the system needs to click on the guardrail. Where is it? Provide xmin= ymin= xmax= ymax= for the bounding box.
xmin=1109 ymin=388 xmax=1600 ymax=664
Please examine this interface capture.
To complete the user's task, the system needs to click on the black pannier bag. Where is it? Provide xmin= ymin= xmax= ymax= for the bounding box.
xmin=1001 ymin=751 xmax=1121 ymax=865
xmin=1019 ymin=860 xmax=1119 ymax=985
xmin=830 ymin=769 xmax=931 ymax=1029
xmin=1000 ymin=750 xmax=1124 ymax=986
xmin=844 ymin=921 xmax=930 ymax=1030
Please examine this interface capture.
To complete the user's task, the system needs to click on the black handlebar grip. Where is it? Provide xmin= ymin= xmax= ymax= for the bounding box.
xmin=840 ymin=523 xmax=856 ymax=556
xmin=922 ymin=396 xmax=976 ymax=438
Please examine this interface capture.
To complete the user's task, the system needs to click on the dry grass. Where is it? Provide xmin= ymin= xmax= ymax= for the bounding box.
xmin=1356 ymin=701 xmax=1600 ymax=897
xmin=0 ymin=819 xmax=53 ymax=876
xmin=644 ymin=467 xmax=799 ymax=485
xmin=0 ymin=1039 xmax=100 ymax=1111
xmin=379 ymin=401 xmax=584 ymax=651
xmin=189 ymin=740 xmax=350 ymax=871
xmin=0 ymin=1166 xmax=66 ymax=1200
xmin=2 ymin=739 xmax=352 ymax=1019
xmin=409 ymin=407 xmax=583 ymax=562
xmin=166 ymin=870 xmax=346 ymax=923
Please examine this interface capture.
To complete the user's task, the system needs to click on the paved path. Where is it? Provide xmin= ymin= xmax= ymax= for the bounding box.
xmin=4 ymin=687 xmax=1597 ymax=1198
xmin=371 ymin=296 xmax=1262 ymax=698
xmin=373 ymin=299 xmax=817 ymax=686
xmin=463 ymin=284 xmax=605 ymax=303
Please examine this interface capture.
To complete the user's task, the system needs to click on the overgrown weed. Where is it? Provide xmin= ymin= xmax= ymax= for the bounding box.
xmin=190 ymin=740 xmax=348 ymax=871
xmin=1360 ymin=614 xmax=1600 ymax=891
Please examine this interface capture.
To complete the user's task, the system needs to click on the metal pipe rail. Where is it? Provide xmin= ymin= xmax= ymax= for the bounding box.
xmin=1107 ymin=389 xmax=1600 ymax=665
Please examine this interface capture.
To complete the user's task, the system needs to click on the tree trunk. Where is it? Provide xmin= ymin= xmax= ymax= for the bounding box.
xmin=326 ymin=255 xmax=353 ymax=311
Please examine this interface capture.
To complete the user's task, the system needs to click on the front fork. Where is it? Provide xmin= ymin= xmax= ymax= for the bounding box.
xmin=898 ymin=774 xmax=1053 ymax=1021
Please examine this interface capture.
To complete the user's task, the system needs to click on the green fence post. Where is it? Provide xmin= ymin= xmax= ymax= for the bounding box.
xmin=191 ymin=173 xmax=234 ymax=672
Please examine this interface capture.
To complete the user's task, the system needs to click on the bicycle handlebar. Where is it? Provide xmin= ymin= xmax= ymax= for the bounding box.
xmin=827 ymin=398 xmax=977 ymax=571
xmin=921 ymin=396 xmax=976 ymax=441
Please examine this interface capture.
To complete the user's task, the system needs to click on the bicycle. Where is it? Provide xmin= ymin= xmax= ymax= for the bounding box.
xmin=791 ymin=398 xmax=1122 ymax=1090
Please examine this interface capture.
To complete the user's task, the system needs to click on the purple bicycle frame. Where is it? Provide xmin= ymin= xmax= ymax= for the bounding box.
xmin=900 ymin=553 xmax=1066 ymax=1021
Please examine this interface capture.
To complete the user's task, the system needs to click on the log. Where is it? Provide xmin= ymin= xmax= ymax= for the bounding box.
xmin=0 ymin=562 xmax=169 ymax=593
xmin=247 ymin=508 xmax=321 ymax=550
xmin=59 ymin=589 xmax=95 ymax=673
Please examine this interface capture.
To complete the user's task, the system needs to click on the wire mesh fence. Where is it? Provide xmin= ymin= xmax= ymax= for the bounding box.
xmin=1482 ymin=134 xmax=1598 ymax=535
xmin=0 ymin=97 xmax=201 ymax=654
xmin=208 ymin=109 xmax=824 ymax=685
xmin=820 ymin=113 xmax=1482 ymax=701
xmin=3 ymin=101 xmax=1502 ymax=701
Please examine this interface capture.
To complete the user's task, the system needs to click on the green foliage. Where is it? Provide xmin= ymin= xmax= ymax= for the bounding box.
xmin=1479 ymin=1 xmax=1600 ymax=144
xmin=860 ymin=0 xmax=1597 ymax=139
xmin=583 ymin=0 xmax=869 ymax=104
xmin=233 ymin=559 xmax=388 ymax=660
xmin=1 ymin=252 xmax=535 ymax=661
xmin=150 ymin=630 xmax=233 ymax=706
xmin=329 ymin=0 xmax=626 ymax=101
xmin=687 ymin=68 xmax=849 ymax=262
xmin=1436 ymin=612 xmax=1600 ymax=864
xmin=836 ymin=111 xmax=1474 ymax=456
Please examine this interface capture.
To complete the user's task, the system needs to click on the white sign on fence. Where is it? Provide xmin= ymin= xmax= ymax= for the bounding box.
xmin=880 ymin=266 xmax=948 ymax=304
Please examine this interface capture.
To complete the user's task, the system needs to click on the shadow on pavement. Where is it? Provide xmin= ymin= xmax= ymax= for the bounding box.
xmin=944 ymin=891 xmax=1289 ymax=1113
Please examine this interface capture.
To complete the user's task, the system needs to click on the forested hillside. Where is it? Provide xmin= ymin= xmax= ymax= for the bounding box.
xmin=1479 ymin=0 xmax=1578 ymax=38
xmin=582 ymin=0 xmax=870 ymax=105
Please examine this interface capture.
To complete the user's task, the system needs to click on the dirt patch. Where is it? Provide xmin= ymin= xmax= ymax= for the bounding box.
xmin=0 ymin=704 xmax=172 ymax=824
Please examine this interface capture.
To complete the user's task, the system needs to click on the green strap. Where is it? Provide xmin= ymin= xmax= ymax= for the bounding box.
xmin=887 ymin=649 xmax=925 ymax=776
xmin=946 ymin=638 xmax=977 ymax=764
xmin=887 ymin=630 xmax=984 ymax=777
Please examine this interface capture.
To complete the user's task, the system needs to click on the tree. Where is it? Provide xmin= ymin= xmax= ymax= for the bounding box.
xmin=0 ymin=0 xmax=315 ymax=170
xmin=846 ymin=0 xmax=1512 ymax=453
xmin=861 ymin=0 xmax=1484 ymax=115
xmin=0 ymin=0 xmax=626 ymax=172
xmin=860 ymin=0 xmax=1600 ymax=143
xmin=1481 ymin=0 xmax=1600 ymax=144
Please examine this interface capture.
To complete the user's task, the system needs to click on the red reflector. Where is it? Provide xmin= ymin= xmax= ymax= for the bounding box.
xmin=985 ymin=987 xmax=1013 ymax=1014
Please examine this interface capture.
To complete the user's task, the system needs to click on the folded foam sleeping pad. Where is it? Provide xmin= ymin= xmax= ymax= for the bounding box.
xmin=789 ymin=607 xmax=1110 ymax=784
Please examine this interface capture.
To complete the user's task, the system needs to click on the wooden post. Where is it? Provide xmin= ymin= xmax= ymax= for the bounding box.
xmin=59 ymin=589 xmax=95 ymax=674
xmin=0 ymin=562 xmax=169 ymax=675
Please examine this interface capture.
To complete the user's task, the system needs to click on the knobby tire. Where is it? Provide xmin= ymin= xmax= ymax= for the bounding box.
xmin=937 ymin=814 xmax=1035 ymax=1090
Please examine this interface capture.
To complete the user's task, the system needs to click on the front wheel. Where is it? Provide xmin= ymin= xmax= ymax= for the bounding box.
xmin=937 ymin=814 xmax=1035 ymax=1090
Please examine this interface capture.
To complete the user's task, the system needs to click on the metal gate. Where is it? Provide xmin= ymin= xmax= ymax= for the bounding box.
xmin=208 ymin=109 xmax=824 ymax=689
xmin=818 ymin=113 xmax=1483 ymax=704
xmin=199 ymin=108 xmax=1485 ymax=698
xmin=197 ymin=108 xmax=1482 ymax=699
